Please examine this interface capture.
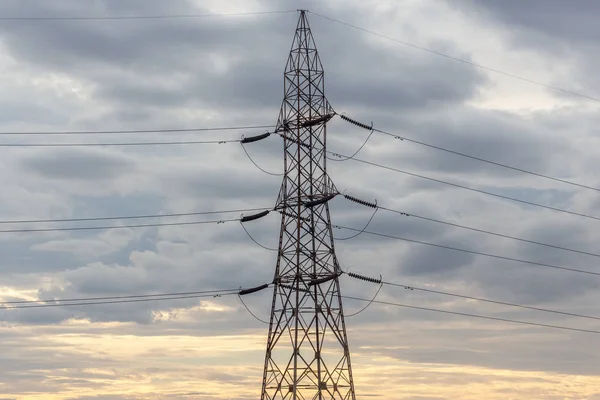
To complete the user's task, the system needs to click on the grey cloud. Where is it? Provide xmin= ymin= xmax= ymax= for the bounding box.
xmin=458 ymin=0 xmax=600 ymax=46
xmin=394 ymin=107 xmax=568 ymax=178
xmin=161 ymin=166 xmax=280 ymax=201
xmin=2 ymin=0 xmax=600 ymax=397
xmin=452 ymin=0 xmax=600 ymax=97
xmin=20 ymin=148 xmax=134 ymax=181
xmin=0 ymin=0 xmax=488 ymax=124
xmin=400 ymin=240 xmax=474 ymax=276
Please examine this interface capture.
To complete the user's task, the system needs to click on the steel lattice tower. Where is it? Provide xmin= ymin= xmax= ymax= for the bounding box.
xmin=261 ymin=10 xmax=356 ymax=400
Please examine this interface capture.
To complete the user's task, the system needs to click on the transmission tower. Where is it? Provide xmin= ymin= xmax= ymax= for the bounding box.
xmin=261 ymin=10 xmax=356 ymax=399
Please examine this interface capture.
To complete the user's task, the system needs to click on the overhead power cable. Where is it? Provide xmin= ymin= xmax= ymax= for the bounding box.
xmin=0 ymin=139 xmax=241 ymax=147
xmin=345 ymin=282 xmax=383 ymax=317
xmin=332 ymin=151 xmax=600 ymax=223
xmin=328 ymin=129 xmax=375 ymax=162
xmin=342 ymin=191 xmax=600 ymax=258
xmin=372 ymin=127 xmax=600 ymax=193
xmin=238 ymin=294 xmax=270 ymax=324
xmin=1 ymin=289 xmax=238 ymax=306
xmin=334 ymin=207 xmax=379 ymax=241
xmin=377 ymin=205 xmax=600 ymax=259
xmin=0 ymin=124 xmax=274 ymax=135
xmin=241 ymin=143 xmax=284 ymax=177
xmin=337 ymin=114 xmax=600 ymax=193
xmin=341 ymin=295 xmax=600 ymax=335
xmin=345 ymin=270 xmax=600 ymax=322
xmin=0 ymin=10 xmax=296 ymax=21
xmin=335 ymin=225 xmax=600 ymax=277
xmin=1 ymin=291 xmax=238 ymax=309
xmin=0 ymin=218 xmax=239 ymax=234
xmin=309 ymin=11 xmax=600 ymax=104
xmin=0 ymin=207 xmax=269 ymax=225
xmin=8 ymin=200 xmax=597 ymax=261
xmin=239 ymin=221 xmax=279 ymax=251
xmin=382 ymin=280 xmax=600 ymax=322
xmin=275 ymin=130 xmax=600 ymax=223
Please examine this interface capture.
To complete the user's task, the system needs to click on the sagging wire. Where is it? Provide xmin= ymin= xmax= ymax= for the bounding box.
xmin=240 ymin=142 xmax=283 ymax=177
xmin=239 ymin=210 xmax=278 ymax=252
xmin=239 ymin=221 xmax=278 ymax=252
xmin=240 ymin=132 xmax=283 ymax=177
xmin=329 ymin=114 xmax=375 ymax=162
xmin=238 ymin=284 xmax=270 ymax=324
xmin=345 ymin=281 xmax=383 ymax=318
xmin=335 ymin=207 xmax=378 ymax=241
xmin=332 ymin=193 xmax=378 ymax=241
xmin=238 ymin=295 xmax=269 ymax=324
xmin=339 ymin=269 xmax=383 ymax=317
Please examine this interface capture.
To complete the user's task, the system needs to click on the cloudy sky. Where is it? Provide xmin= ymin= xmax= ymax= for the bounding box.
xmin=1 ymin=0 xmax=600 ymax=399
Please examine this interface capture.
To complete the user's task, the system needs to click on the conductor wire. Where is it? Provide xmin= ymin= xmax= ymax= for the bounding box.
xmin=238 ymin=294 xmax=270 ymax=324
xmin=239 ymin=221 xmax=278 ymax=252
xmin=345 ymin=281 xmax=383 ymax=318
xmin=241 ymin=142 xmax=283 ymax=177
xmin=335 ymin=207 xmax=378 ymax=241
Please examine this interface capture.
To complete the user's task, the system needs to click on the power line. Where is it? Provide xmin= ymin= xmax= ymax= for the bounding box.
xmin=334 ymin=207 xmax=379 ymax=241
xmin=334 ymin=225 xmax=600 ymax=277
xmin=379 ymin=280 xmax=600 ymax=322
xmin=377 ymin=205 xmax=600 ymax=259
xmin=368 ymin=127 xmax=600 ymax=193
xmin=0 ymin=139 xmax=241 ymax=147
xmin=241 ymin=143 xmax=284 ymax=176
xmin=0 ymin=207 xmax=268 ymax=225
xmin=346 ymin=269 xmax=600 ymax=321
xmin=0 ymin=218 xmax=239 ymax=234
xmin=334 ymin=152 xmax=600 ymax=223
xmin=240 ymin=221 xmax=279 ymax=252
xmin=0 ymin=124 xmax=274 ymax=135
xmin=1 ymin=292 xmax=238 ymax=309
xmin=337 ymin=113 xmax=600 ymax=192
xmin=6 ymin=287 xmax=599 ymax=335
xmin=309 ymin=11 xmax=600 ymax=104
xmin=0 ymin=10 xmax=296 ymax=21
xmin=1 ymin=289 xmax=238 ymax=305
xmin=342 ymin=295 xmax=600 ymax=335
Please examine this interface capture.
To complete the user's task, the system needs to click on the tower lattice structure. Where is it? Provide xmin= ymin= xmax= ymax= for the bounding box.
xmin=261 ymin=10 xmax=356 ymax=400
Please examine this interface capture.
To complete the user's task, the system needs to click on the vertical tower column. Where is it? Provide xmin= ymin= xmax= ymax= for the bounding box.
xmin=261 ymin=10 xmax=356 ymax=400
